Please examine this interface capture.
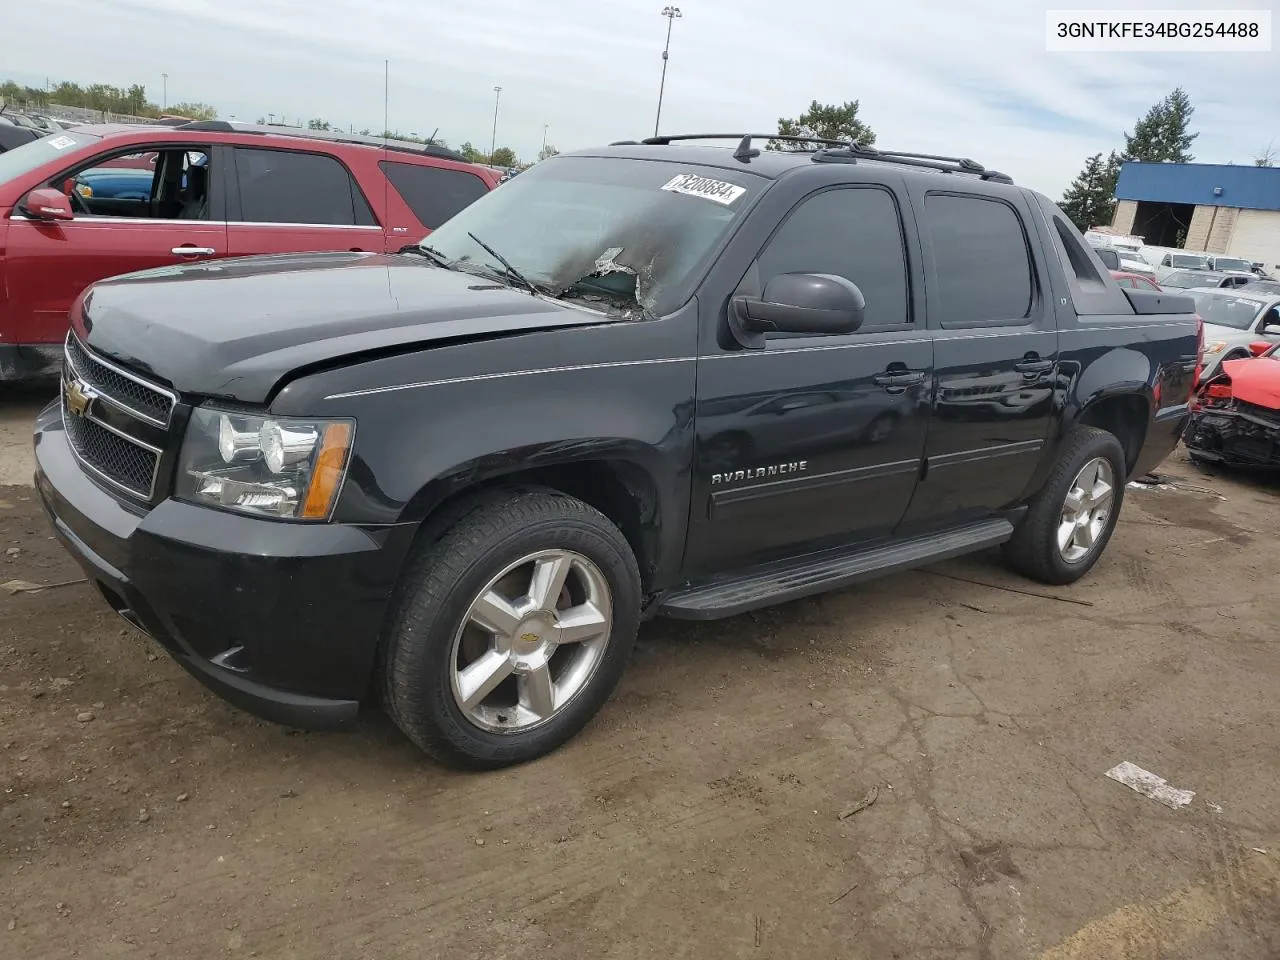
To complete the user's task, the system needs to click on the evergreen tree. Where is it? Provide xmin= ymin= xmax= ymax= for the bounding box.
xmin=1060 ymin=153 xmax=1118 ymax=230
xmin=1122 ymin=87 xmax=1198 ymax=163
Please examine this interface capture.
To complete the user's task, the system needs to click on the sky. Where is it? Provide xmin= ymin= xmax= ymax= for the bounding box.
xmin=4 ymin=0 xmax=1276 ymax=197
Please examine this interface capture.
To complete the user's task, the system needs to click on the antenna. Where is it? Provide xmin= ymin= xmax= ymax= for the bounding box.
xmin=383 ymin=58 xmax=390 ymax=241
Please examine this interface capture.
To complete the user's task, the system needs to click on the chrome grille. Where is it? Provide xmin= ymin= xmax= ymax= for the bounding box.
xmin=64 ymin=333 xmax=175 ymax=426
xmin=61 ymin=392 xmax=160 ymax=498
xmin=61 ymin=335 xmax=172 ymax=501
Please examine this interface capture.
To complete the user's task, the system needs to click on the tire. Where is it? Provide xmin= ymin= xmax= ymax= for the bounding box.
xmin=381 ymin=489 xmax=641 ymax=769
xmin=1002 ymin=425 xmax=1127 ymax=586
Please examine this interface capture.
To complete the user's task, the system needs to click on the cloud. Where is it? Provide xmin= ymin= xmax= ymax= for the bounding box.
xmin=4 ymin=0 xmax=1276 ymax=194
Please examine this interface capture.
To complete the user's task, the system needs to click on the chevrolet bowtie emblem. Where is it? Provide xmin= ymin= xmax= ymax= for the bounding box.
xmin=65 ymin=378 xmax=98 ymax=418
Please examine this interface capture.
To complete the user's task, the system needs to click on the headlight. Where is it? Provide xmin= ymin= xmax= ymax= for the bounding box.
xmin=1204 ymin=341 xmax=1228 ymax=355
xmin=176 ymin=407 xmax=354 ymax=520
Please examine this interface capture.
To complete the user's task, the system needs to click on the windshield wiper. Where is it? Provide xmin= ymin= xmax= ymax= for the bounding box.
xmin=467 ymin=231 xmax=543 ymax=296
xmin=403 ymin=243 xmax=453 ymax=268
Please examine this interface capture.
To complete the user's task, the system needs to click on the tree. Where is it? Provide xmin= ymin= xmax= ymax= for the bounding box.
xmin=537 ymin=143 xmax=559 ymax=161
xmin=457 ymin=141 xmax=486 ymax=163
xmin=1255 ymin=142 xmax=1276 ymax=167
xmin=166 ymin=101 xmax=216 ymax=120
xmin=307 ymin=117 xmax=332 ymax=131
xmin=489 ymin=146 xmax=517 ymax=167
xmin=1122 ymin=87 xmax=1198 ymax=163
xmin=1059 ymin=152 xmax=1122 ymax=230
xmin=770 ymin=100 xmax=875 ymax=150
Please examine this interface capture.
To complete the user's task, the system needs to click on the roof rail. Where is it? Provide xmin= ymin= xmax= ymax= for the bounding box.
xmin=173 ymin=120 xmax=472 ymax=163
xmin=624 ymin=132 xmax=1015 ymax=182
xmin=813 ymin=142 xmax=1015 ymax=184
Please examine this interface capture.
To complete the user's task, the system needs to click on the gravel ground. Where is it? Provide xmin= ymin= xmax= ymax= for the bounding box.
xmin=2 ymin=388 xmax=1278 ymax=959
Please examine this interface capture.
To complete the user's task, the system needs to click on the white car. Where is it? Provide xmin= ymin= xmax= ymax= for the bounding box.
xmin=1186 ymin=288 xmax=1280 ymax=379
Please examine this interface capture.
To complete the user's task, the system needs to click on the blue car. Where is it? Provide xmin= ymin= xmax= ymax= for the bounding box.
xmin=75 ymin=167 xmax=155 ymax=200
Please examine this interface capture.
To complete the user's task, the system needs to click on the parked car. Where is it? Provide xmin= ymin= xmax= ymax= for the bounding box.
xmin=1204 ymin=255 xmax=1256 ymax=276
xmin=1158 ymin=269 xmax=1255 ymax=290
xmin=0 ymin=123 xmax=40 ymax=155
xmin=34 ymin=134 xmax=1202 ymax=768
xmin=1185 ymin=340 xmax=1280 ymax=467
xmin=1186 ymin=287 xmax=1280 ymax=379
xmin=1157 ymin=251 xmax=1211 ymax=271
xmin=1111 ymin=271 xmax=1162 ymax=291
xmin=0 ymin=121 xmax=501 ymax=382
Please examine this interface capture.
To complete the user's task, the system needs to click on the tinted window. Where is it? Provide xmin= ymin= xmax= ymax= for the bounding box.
xmin=234 ymin=148 xmax=374 ymax=225
xmin=926 ymin=194 xmax=1033 ymax=327
xmin=380 ymin=160 xmax=489 ymax=230
xmin=756 ymin=187 xmax=909 ymax=330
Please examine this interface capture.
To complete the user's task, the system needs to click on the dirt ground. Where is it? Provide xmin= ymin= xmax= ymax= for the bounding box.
xmin=2 ymin=386 xmax=1278 ymax=960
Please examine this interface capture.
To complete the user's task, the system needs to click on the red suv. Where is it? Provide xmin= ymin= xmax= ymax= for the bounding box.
xmin=0 ymin=121 xmax=500 ymax=382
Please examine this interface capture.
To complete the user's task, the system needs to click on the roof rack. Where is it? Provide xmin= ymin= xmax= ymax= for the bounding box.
xmin=618 ymin=132 xmax=1014 ymax=183
xmin=173 ymin=120 xmax=472 ymax=163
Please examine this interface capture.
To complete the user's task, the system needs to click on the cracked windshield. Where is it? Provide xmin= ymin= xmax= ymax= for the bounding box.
xmin=420 ymin=157 xmax=758 ymax=316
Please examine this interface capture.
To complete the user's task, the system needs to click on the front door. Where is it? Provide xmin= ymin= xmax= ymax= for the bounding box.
xmin=5 ymin=144 xmax=224 ymax=346
xmin=899 ymin=189 xmax=1059 ymax=529
xmin=685 ymin=184 xmax=932 ymax=576
xmin=224 ymin=146 xmax=384 ymax=258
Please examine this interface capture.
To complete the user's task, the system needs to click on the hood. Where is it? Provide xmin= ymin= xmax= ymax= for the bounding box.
xmin=74 ymin=252 xmax=608 ymax=402
xmin=1221 ymin=356 xmax=1280 ymax=410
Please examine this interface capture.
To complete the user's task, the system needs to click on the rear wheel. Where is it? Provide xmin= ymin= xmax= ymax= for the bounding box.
xmin=382 ymin=490 xmax=641 ymax=768
xmin=1002 ymin=426 xmax=1126 ymax=585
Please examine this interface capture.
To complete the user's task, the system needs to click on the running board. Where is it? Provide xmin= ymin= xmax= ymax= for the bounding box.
xmin=658 ymin=518 xmax=1014 ymax=620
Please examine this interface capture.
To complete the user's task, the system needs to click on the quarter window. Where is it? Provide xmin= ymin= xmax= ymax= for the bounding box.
xmin=233 ymin=148 xmax=375 ymax=226
xmin=379 ymin=160 xmax=489 ymax=229
xmin=925 ymin=194 xmax=1034 ymax=328
xmin=756 ymin=187 xmax=910 ymax=331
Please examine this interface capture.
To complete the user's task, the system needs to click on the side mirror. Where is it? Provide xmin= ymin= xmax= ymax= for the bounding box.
xmin=731 ymin=273 xmax=865 ymax=349
xmin=19 ymin=187 xmax=75 ymax=221
xmin=1248 ymin=341 xmax=1272 ymax=357
xmin=1097 ymin=248 xmax=1121 ymax=270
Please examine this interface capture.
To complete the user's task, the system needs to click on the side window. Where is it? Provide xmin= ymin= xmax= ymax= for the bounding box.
xmin=756 ymin=187 xmax=910 ymax=331
xmin=379 ymin=161 xmax=489 ymax=229
xmin=52 ymin=146 xmax=212 ymax=220
xmin=925 ymin=193 xmax=1034 ymax=328
xmin=234 ymin=148 xmax=375 ymax=226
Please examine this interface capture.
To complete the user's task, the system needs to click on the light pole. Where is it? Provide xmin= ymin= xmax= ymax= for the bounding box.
xmin=541 ymin=123 xmax=549 ymax=154
xmin=654 ymin=6 xmax=682 ymax=137
xmin=161 ymin=72 xmax=168 ymax=110
xmin=490 ymin=85 xmax=503 ymax=159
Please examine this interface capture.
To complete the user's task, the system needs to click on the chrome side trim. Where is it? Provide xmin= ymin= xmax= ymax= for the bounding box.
xmin=324 ymin=357 xmax=697 ymax=400
xmin=12 ymin=215 xmax=382 ymax=230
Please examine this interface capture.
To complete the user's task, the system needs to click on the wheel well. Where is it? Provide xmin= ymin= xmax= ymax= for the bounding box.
xmin=1077 ymin=394 xmax=1149 ymax=476
xmin=412 ymin=461 xmax=662 ymax=589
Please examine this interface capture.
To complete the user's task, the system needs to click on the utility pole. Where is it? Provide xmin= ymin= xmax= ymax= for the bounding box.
xmin=161 ymin=73 xmax=168 ymax=110
xmin=654 ymin=6 xmax=682 ymax=138
xmin=542 ymin=123 xmax=549 ymax=153
xmin=490 ymin=86 xmax=503 ymax=158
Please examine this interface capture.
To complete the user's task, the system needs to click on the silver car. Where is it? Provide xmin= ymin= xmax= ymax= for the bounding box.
xmin=1187 ymin=288 xmax=1280 ymax=378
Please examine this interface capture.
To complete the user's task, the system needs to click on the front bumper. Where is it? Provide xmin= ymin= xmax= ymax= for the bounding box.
xmin=33 ymin=402 xmax=417 ymax=730
xmin=1184 ymin=403 xmax=1280 ymax=466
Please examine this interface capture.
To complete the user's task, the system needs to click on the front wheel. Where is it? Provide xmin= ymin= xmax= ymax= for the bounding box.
xmin=381 ymin=489 xmax=641 ymax=769
xmin=1002 ymin=426 xmax=1127 ymax=585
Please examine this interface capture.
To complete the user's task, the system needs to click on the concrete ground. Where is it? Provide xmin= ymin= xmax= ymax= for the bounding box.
xmin=2 ymin=386 xmax=1278 ymax=959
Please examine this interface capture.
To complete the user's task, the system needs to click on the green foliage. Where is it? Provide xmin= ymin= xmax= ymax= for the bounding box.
xmin=307 ymin=118 xmax=332 ymax=130
xmin=167 ymin=102 xmax=217 ymax=121
xmin=1122 ymin=87 xmax=1198 ymax=163
xmin=771 ymin=100 xmax=876 ymax=151
xmin=458 ymin=142 xmax=486 ymax=163
xmin=1060 ymin=152 xmax=1122 ymax=230
xmin=489 ymin=146 xmax=517 ymax=167
xmin=1 ymin=77 xmax=219 ymax=121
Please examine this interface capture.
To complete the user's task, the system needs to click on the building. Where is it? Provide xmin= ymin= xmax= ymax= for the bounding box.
xmin=1111 ymin=162 xmax=1280 ymax=270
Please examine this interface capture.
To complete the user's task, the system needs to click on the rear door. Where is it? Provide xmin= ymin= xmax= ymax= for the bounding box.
xmin=686 ymin=182 xmax=932 ymax=574
xmin=224 ymin=146 xmax=383 ymax=257
xmin=5 ymin=143 xmax=225 ymax=346
xmin=898 ymin=187 xmax=1058 ymax=529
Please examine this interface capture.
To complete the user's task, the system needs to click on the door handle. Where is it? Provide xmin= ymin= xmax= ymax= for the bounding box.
xmin=172 ymin=246 xmax=216 ymax=257
xmin=1014 ymin=357 xmax=1053 ymax=375
xmin=873 ymin=370 xmax=926 ymax=388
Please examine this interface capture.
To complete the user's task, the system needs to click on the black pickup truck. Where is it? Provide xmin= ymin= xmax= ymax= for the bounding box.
xmin=34 ymin=134 xmax=1203 ymax=768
